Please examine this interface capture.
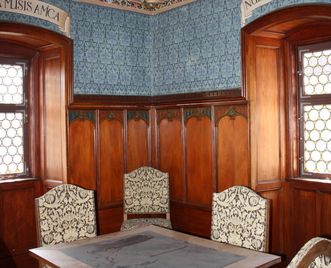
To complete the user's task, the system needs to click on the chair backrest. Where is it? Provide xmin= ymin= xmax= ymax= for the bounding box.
xmin=35 ymin=184 xmax=97 ymax=246
xmin=123 ymin=166 xmax=170 ymax=217
xmin=287 ymin=237 xmax=331 ymax=268
xmin=211 ymin=185 xmax=270 ymax=252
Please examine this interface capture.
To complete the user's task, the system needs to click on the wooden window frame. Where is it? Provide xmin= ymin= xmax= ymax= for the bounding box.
xmin=297 ymin=42 xmax=331 ymax=179
xmin=0 ymin=58 xmax=31 ymax=179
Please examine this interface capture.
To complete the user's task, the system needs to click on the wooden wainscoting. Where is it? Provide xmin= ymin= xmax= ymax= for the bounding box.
xmin=67 ymin=90 xmax=248 ymax=237
xmin=0 ymin=179 xmax=41 ymax=267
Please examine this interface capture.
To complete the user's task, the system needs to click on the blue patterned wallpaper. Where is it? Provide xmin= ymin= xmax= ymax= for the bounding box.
xmin=0 ymin=0 xmax=331 ymax=95
xmin=151 ymin=0 xmax=241 ymax=95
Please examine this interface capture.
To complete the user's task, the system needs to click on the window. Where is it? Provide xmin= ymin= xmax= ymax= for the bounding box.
xmin=0 ymin=59 xmax=29 ymax=178
xmin=298 ymin=42 xmax=331 ymax=178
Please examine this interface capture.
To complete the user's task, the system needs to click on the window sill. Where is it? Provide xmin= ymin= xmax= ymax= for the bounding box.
xmin=287 ymin=177 xmax=331 ymax=191
xmin=0 ymin=177 xmax=39 ymax=184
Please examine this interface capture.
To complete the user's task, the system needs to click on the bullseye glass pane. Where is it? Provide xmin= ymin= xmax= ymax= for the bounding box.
xmin=303 ymin=49 xmax=331 ymax=95
xmin=0 ymin=64 xmax=23 ymax=104
xmin=303 ymin=104 xmax=331 ymax=174
xmin=0 ymin=112 xmax=24 ymax=175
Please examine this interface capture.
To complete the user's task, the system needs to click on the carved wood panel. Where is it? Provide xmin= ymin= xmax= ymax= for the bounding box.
xmin=185 ymin=111 xmax=213 ymax=206
xmin=98 ymin=110 xmax=124 ymax=209
xmin=158 ymin=109 xmax=184 ymax=202
xmin=126 ymin=110 xmax=150 ymax=172
xmin=215 ymin=105 xmax=249 ymax=191
xmin=68 ymin=110 xmax=96 ymax=190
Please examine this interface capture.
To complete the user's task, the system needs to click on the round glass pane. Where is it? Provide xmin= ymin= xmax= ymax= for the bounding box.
xmin=0 ymin=164 xmax=7 ymax=174
xmin=13 ymin=137 xmax=22 ymax=146
xmin=8 ymin=163 xmax=17 ymax=173
xmin=309 ymin=109 xmax=319 ymax=121
xmin=322 ymin=151 xmax=331 ymax=162
xmin=305 ymin=121 xmax=314 ymax=131
xmin=3 ymin=155 xmax=12 ymax=165
xmin=310 ymin=76 xmax=318 ymax=85
xmin=320 ymin=108 xmax=330 ymax=120
xmin=2 ymin=137 xmax=11 ymax=147
xmin=317 ymin=161 xmax=327 ymax=172
xmin=321 ymin=130 xmax=331 ymax=141
xmin=305 ymin=66 xmax=313 ymax=76
xmin=319 ymin=74 xmax=328 ymax=84
xmin=305 ymin=141 xmax=315 ymax=151
xmin=318 ymin=56 xmax=327 ymax=66
xmin=311 ymin=151 xmax=321 ymax=161
xmin=315 ymin=120 xmax=325 ymax=131
xmin=7 ymin=67 xmax=17 ymax=78
xmin=305 ymin=161 xmax=315 ymax=172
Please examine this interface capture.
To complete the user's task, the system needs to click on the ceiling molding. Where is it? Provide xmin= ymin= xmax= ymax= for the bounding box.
xmin=77 ymin=0 xmax=196 ymax=15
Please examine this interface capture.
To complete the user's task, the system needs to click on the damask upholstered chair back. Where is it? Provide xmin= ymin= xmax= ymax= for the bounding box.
xmin=287 ymin=237 xmax=331 ymax=268
xmin=211 ymin=186 xmax=270 ymax=252
xmin=35 ymin=184 xmax=97 ymax=247
xmin=121 ymin=166 xmax=172 ymax=231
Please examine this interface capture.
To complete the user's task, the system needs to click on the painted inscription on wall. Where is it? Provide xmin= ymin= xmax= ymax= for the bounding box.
xmin=241 ymin=0 xmax=273 ymax=26
xmin=0 ymin=0 xmax=70 ymax=35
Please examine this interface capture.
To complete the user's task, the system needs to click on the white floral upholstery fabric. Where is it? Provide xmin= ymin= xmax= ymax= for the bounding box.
xmin=121 ymin=166 xmax=172 ymax=231
xmin=211 ymin=186 xmax=269 ymax=252
xmin=35 ymin=184 xmax=97 ymax=247
xmin=287 ymin=237 xmax=331 ymax=268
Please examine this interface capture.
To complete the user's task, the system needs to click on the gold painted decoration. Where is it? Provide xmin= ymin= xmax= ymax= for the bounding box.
xmin=158 ymin=109 xmax=180 ymax=124
xmin=99 ymin=110 xmax=123 ymax=124
xmin=215 ymin=106 xmax=247 ymax=126
xmin=127 ymin=110 xmax=149 ymax=124
xmin=77 ymin=0 xmax=196 ymax=15
xmin=0 ymin=0 xmax=70 ymax=36
xmin=184 ymin=107 xmax=211 ymax=123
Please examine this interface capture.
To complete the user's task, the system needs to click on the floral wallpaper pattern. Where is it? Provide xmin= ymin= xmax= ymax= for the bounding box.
xmin=0 ymin=0 xmax=331 ymax=95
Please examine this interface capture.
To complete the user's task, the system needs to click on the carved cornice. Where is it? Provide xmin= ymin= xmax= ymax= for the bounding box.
xmin=127 ymin=110 xmax=149 ymax=124
xmin=184 ymin=107 xmax=211 ymax=124
xmin=215 ymin=106 xmax=247 ymax=126
xmin=157 ymin=109 xmax=181 ymax=124
xmin=71 ymin=88 xmax=243 ymax=108
xmin=99 ymin=110 xmax=123 ymax=124
xmin=68 ymin=110 xmax=95 ymax=124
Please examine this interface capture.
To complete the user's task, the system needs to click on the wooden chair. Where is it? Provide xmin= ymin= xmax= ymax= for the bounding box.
xmin=287 ymin=237 xmax=331 ymax=268
xmin=211 ymin=185 xmax=270 ymax=252
xmin=121 ymin=166 xmax=172 ymax=231
xmin=35 ymin=184 xmax=97 ymax=247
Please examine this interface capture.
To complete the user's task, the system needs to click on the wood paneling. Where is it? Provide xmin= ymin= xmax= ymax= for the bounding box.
xmin=0 ymin=180 xmax=40 ymax=267
xmin=98 ymin=111 xmax=124 ymax=208
xmin=40 ymin=48 xmax=65 ymax=182
xmin=185 ymin=113 xmax=213 ymax=206
xmin=216 ymin=106 xmax=249 ymax=191
xmin=68 ymin=111 xmax=96 ymax=190
xmin=249 ymin=37 xmax=285 ymax=186
xmin=97 ymin=207 xmax=123 ymax=235
xmin=126 ymin=111 xmax=150 ymax=172
xmin=68 ymin=97 xmax=247 ymax=240
xmin=319 ymin=192 xmax=331 ymax=236
xmin=158 ymin=109 xmax=184 ymax=202
xmin=242 ymin=6 xmax=331 ymax=266
xmin=170 ymin=201 xmax=211 ymax=238
xmin=0 ymin=23 xmax=72 ymax=268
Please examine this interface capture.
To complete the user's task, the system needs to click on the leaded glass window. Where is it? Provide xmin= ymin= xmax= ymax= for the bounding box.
xmin=298 ymin=42 xmax=331 ymax=178
xmin=0 ymin=61 xmax=28 ymax=178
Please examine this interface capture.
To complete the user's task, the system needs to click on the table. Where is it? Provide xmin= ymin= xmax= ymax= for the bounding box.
xmin=29 ymin=225 xmax=281 ymax=268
